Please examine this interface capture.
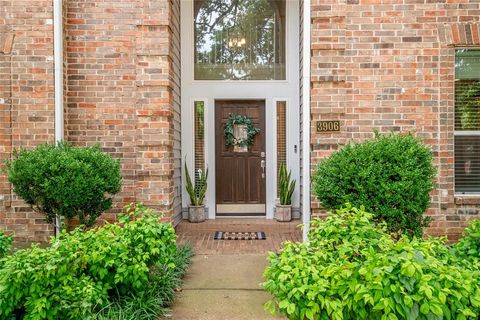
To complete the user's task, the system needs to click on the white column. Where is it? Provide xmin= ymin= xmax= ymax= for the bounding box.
xmin=302 ymin=0 xmax=311 ymax=242
xmin=53 ymin=0 xmax=64 ymax=235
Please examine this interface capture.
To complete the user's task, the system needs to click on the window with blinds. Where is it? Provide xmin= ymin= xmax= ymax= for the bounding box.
xmin=455 ymin=49 xmax=480 ymax=193
xmin=194 ymin=101 xmax=205 ymax=180
xmin=277 ymin=101 xmax=286 ymax=195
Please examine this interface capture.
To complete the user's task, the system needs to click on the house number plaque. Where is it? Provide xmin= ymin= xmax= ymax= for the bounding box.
xmin=316 ymin=120 xmax=341 ymax=133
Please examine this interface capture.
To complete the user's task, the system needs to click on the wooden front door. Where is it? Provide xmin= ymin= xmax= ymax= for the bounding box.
xmin=215 ymin=100 xmax=266 ymax=216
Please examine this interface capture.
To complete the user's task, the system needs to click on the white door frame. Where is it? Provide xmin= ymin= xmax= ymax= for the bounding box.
xmin=180 ymin=0 xmax=300 ymax=219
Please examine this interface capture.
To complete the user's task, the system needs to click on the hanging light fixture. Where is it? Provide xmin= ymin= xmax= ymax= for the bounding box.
xmin=228 ymin=37 xmax=246 ymax=47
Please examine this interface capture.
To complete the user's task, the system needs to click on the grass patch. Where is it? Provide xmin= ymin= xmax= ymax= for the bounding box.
xmin=95 ymin=244 xmax=194 ymax=320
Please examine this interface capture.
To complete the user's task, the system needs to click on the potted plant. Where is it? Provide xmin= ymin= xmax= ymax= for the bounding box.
xmin=185 ymin=161 xmax=208 ymax=223
xmin=275 ymin=163 xmax=296 ymax=222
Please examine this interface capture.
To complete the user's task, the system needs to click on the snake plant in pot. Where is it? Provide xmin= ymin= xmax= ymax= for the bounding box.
xmin=185 ymin=161 xmax=208 ymax=223
xmin=275 ymin=163 xmax=296 ymax=222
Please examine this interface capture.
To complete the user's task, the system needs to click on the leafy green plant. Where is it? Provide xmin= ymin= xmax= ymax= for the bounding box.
xmin=312 ymin=132 xmax=436 ymax=238
xmin=0 ymin=229 xmax=12 ymax=259
xmin=5 ymin=141 xmax=122 ymax=227
xmin=278 ymin=163 xmax=296 ymax=205
xmin=452 ymin=219 xmax=480 ymax=268
xmin=68 ymin=204 xmax=177 ymax=295
xmin=185 ymin=161 xmax=208 ymax=206
xmin=0 ymin=204 xmax=178 ymax=320
xmin=0 ymin=243 xmax=108 ymax=320
xmin=96 ymin=244 xmax=193 ymax=320
xmin=223 ymin=113 xmax=260 ymax=147
xmin=264 ymin=206 xmax=480 ymax=320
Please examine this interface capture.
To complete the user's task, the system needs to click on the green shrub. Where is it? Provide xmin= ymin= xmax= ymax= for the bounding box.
xmin=312 ymin=132 xmax=436 ymax=237
xmin=59 ymin=204 xmax=177 ymax=295
xmin=452 ymin=219 xmax=480 ymax=267
xmin=0 ymin=245 xmax=108 ymax=320
xmin=264 ymin=206 xmax=480 ymax=320
xmin=6 ymin=142 xmax=122 ymax=227
xmin=0 ymin=230 xmax=12 ymax=259
xmin=96 ymin=244 xmax=194 ymax=320
xmin=0 ymin=204 xmax=177 ymax=320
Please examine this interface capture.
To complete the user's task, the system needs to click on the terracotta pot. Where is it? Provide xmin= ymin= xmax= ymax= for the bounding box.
xmin=188 ymin=205 xmax=206 ymax=223
xmin=275 ymin=205 xmax=292 ymax=222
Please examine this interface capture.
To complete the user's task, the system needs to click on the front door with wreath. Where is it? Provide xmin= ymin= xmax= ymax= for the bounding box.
xmin=215 ymin=100 xmax=266 ymax=216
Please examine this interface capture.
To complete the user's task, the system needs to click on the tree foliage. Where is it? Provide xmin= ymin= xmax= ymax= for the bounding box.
xmin=455 ymin=81 xmax=480 ymax=130
xmin=194 ymin=0 xmax=283 ymax=80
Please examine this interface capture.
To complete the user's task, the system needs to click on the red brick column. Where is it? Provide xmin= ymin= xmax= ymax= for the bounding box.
xmin=65 ymin=0 xmax=182 ymax=225
xmin=0 ymin=1 xmax=55 ymax=242
xmin=0 ymin=27 xmax=14 ymax=236
xmin=64 ymin=0 xmax=138 ymax=221
xmin=310 ymin=0 xmax=349 ymax=215
xmin=310 ymin=0 xmax=480 ymax=239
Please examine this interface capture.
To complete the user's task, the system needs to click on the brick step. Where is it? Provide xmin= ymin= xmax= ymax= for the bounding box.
xmin=176 ymin=219 xmax=302 ymax=233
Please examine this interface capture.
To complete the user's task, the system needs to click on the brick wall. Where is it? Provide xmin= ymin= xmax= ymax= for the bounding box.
xmin=65 ymin=0 xmax=139 ymax=221
xmin=65 ymin=0 xmax=182 ymax=224
xmin=2 ymin=0 xmax=479 ymax=242
xmin=310 ymin=0 xmax=480 ymax=240
xmin=0 ymin=1 xmax=55 ymax=242
xmin=0 ymin=0 xmax=182 ymax=242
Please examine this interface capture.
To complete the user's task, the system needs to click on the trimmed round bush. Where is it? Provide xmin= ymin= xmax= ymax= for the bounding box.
xmin=6 ymin=142 xmax=122 ymax=227
xmin=312 ymin=132 xmax=436 ymax=237
xmin=264 ymin=206 xmax=480 ymax=320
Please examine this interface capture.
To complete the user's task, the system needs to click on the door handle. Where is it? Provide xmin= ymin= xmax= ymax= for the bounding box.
xmin=261 ymin=160 xmax=265 ymax=179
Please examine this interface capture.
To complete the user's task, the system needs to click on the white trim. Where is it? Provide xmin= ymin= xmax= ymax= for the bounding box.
xmin=181 ymin=1 xmax=300 ymax=220
xmin=301 ymin=0 xmax=311 ymax=242
xmin=217 ymin=204 xmax=266 ymax=214
xmin=273 ymin=98 xmax=301 ymax=208
xmin=53 ymin=0 xmax=64 ymax=143
xmin=454 ymin=131 xmax=480 ymax=136
xmin=53 ymin=0 xmax=64 ymax=236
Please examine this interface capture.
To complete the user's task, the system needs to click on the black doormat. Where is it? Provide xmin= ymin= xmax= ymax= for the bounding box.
xmin=214 ymin=231 xmax=266 ymax=240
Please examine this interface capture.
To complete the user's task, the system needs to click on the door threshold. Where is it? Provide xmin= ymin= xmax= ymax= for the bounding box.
xmin=216 ymin=204 xmax=266 ymax=214
xmin=216 ymin=214 xmax=266 ymax=218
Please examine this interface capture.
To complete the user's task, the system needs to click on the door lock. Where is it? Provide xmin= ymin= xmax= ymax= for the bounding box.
xmin=261 ymin=160 xmax=266 ymax=179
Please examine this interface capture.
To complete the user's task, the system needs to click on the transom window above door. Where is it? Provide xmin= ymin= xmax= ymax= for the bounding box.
xmin=194 ymin=0 xmax=286 ymax=80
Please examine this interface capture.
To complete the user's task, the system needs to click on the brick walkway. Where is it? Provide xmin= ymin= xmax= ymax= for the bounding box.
xmin=175 ymin=218 xmax=303 ymax=255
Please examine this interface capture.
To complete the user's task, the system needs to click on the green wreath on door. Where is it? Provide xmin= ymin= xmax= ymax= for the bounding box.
xmin=224 ymin=113 xmax=260 ymax=148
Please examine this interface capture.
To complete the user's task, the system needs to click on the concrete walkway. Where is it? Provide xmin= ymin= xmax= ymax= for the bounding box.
xmin=170 ymin=254 xmax=286 ymax=320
